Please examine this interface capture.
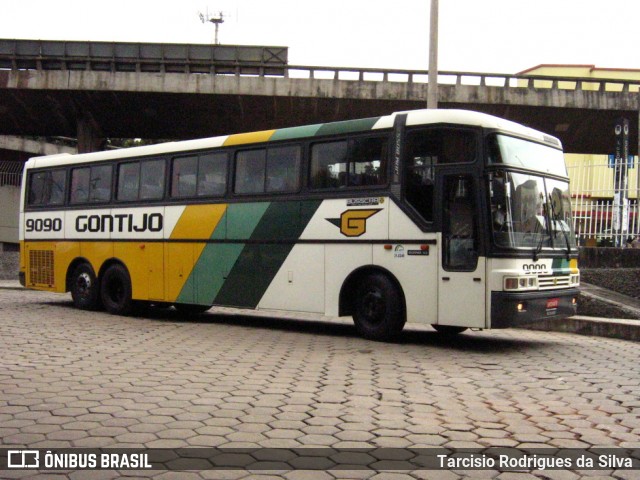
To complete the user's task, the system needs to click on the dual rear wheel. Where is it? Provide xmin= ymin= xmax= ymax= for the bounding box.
xmin=70 ymin=262 xmax=135 ymax=315
xmin=70 ymin=262 xmax=208 ymax=316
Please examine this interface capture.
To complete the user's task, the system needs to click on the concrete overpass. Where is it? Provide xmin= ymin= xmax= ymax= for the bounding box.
xmin=1 ymin=39 xmax=639 ymax=154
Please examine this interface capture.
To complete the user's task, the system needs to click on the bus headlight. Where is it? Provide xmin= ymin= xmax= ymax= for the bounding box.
xmin=504 ymin=276 xmax=537 ymax=291
xmin=570 ymin=274 xmax=580 ymax=286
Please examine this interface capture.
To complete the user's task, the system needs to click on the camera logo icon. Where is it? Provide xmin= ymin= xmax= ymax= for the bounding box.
xmin=8 ymin=450 xmax=40 ymax=468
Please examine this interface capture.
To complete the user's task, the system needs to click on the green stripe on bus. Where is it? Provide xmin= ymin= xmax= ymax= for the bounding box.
xmin=270 ymin=117 xmax=380 ymax=142
xmin=315 ymin=117 xmax=381 ymax=137
xmin=269 ymin=124 xmax=323 ymax=141
xmin=214 ymin=200 xmax=322 ymax=308
xmin=177 ymin=202 xmax=271 ymax=305
xmin=552 ymin=257 xmax=569 ymax=272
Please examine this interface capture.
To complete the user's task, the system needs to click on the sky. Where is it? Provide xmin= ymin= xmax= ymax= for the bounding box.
xmin=1 ymin=0 xmax=639 ymax=74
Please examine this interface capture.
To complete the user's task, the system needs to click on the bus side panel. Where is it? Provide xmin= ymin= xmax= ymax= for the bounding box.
xmin=168 ymin=204 xmax=228 ymax=304
xmin=210 ymin=201 xmax=322 ymax=309
xmin=258 ymin=244 xmax=325 ymax=313
xmin=166 ymin=243 xmax=194 ymax=303
xmin=113 ymin=242 xmax=150 ymax=301
xmin=372 ymin=241 xmax=438 ymax=325
xmin=24 ymin=241 xmax=79 ymax=293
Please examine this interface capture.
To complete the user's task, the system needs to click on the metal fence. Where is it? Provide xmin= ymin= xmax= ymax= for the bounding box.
xmin=567 ymin=155 xmax=640 ymax=247
xmin=0 ymin=161 xmax=23 ymax=187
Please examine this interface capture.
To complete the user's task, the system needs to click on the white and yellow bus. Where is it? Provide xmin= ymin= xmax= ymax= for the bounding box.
xmin=19 ymin=109 xmax=579 ymax=340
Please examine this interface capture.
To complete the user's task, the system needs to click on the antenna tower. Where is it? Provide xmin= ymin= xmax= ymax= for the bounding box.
xmin=199 ymin=8 xmax=226 ymax=44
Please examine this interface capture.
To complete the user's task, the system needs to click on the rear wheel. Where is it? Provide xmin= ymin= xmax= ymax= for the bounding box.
xmin=352 ymin=273 xmax=405 ymax=341
xmin=70 ymin=263 xmax=100 ymax=310
xmin=100 ymin=264 xmax=133 ymax=315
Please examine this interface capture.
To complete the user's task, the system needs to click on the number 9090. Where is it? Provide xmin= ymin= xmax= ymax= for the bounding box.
xmin=25 ymin=218 xmax=62 ymax=232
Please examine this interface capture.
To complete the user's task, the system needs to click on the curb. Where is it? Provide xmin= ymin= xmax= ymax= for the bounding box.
xmin=520 ymin=315 xmax=640 ymax=342
xmin=0 ymin=280 xmax=23 ymax=291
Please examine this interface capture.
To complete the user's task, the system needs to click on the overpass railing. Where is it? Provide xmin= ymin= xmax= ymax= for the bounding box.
xmin=2 ymin=38 xmax=640 ymax=94
xmin=285 ymin=66 xmax=640 ymax=94
xmin=0 ymin=39 xmax=288 ymax=76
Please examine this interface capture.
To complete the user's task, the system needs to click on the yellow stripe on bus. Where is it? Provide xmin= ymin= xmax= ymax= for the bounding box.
xmin=570 ymin=258 xmax=578 ymax=274
xmin=166 ymin=204 xmax=227 ymax=302
xmin=223 ymin=130 xmax=276 ymax=146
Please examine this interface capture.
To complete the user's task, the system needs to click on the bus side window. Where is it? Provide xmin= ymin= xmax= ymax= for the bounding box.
xmin=140 ymin=159 xmax=166 ymax=200
xmin=70 ymin=165 xmax=111 ymax=204
xmin=172 ymin=156 xmax=198 ymax=198
xmin=266 ymin=145 xmax=300 ymax=193
xmin=48 ymin=170 xmax=66 ymax=205
xmin=309 ymin=136 xmax=388 ymax=189
xmin=28 ymin=170 xmax=66 ymax=206
xmin=310 ymin=141 xmax=348 ymax=189
xmin=198 ymin=152 xmax=227 ymax=197
xmin=70 ymin=167 xmax=90 ymax=204
xmin=89 ymin=165 xmax=112 ymax=203
xmin=117 ymin=162 xmax=140 ymax=201
xmin=235 ymin=149 xmax=266 ymax=194
xmin=404 ymin=130 xmax=435 ymax=221
xmin=404 ymin=128 xmax=477 ymax=222
xmin=349 ymin=136 xmax=388 ymax=186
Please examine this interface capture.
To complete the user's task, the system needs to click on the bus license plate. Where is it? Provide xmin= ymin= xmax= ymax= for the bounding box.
xmin=546 ymin=298 xmax=559 ymax=314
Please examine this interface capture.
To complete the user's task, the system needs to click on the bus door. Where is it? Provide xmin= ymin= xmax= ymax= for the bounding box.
xmin=437 ymin=174 xmax=486 ymax=328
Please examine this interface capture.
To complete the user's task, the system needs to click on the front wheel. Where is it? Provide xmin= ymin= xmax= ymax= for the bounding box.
xmin=100 ymin=264 xmax=133 ymax=315
xmin=70 ymin=263 xmax=101 ymax=311
xmin=352 ymin=273 xmax=405 ymax=341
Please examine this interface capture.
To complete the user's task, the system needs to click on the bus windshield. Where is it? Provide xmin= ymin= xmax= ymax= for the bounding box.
xmin=489 ymin=171 xmax=577 ymax=251
xmin=488 ymin=134 xmax=567 ymax=176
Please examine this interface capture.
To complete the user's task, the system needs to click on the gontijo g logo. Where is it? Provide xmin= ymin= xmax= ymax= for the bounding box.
xmin=326 ymin=209 xmax=381 ymax=237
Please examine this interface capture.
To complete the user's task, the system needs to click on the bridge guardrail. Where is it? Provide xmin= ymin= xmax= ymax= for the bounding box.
xmin=2 ymin=39 xmax=640 ymax=94
xmin=285 ymin=66 xmax=640 ymax=94
xmin=0 ymin=39 xmax=288 ymax=76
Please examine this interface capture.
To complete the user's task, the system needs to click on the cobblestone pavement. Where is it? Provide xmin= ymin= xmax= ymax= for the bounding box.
xmin=1 ymin=288 xmax=639 ymax=479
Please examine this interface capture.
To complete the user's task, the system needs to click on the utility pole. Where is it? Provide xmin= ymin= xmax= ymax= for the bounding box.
xmin=427 ymin=0 xmax=439 ymax=109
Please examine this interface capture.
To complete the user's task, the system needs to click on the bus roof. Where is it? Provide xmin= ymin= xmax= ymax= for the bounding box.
xmin=26 ymin=109 xmax=561 ymax=169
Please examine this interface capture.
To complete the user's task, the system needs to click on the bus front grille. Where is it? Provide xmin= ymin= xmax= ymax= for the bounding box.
xmin=538 ymin=274 xmax=571 ymax=290
xmin=29 ymin=250 xmax=54 ymax=286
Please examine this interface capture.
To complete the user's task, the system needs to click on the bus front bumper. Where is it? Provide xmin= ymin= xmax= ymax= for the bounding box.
xmin=491 ymin=288 xmax=579 ymax=328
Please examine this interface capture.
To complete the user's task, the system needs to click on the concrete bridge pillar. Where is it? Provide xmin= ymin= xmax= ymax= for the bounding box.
xmin=77 ymin=114 xmax=104 ymax=153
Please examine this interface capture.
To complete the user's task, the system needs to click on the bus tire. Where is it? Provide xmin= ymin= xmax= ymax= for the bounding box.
xmin=70 ymin=263 xmax=101 ymax=311
xmin=353 ymin=273 xmax=405 ymax=341
xmin=432 ymin=324 xmax=468 ymax=335
xmin=100 ymin=264 xmax=133 ymax=315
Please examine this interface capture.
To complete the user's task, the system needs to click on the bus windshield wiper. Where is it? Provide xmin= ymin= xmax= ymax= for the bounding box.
xmin=549 ymin=200 xmax=572 ymax=260
xmin=532 ymin=218 xmax=544 ymax=262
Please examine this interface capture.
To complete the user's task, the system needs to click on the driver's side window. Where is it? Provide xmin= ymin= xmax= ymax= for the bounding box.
xmin=404 ymin=128 xmax=476 ymax=223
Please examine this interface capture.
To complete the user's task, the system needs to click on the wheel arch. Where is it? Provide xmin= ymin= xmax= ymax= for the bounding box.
xmin=98 ymin=257 xmax=129 ymax=280
xmin=338 ymin=265 xmax=406 ymax=319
